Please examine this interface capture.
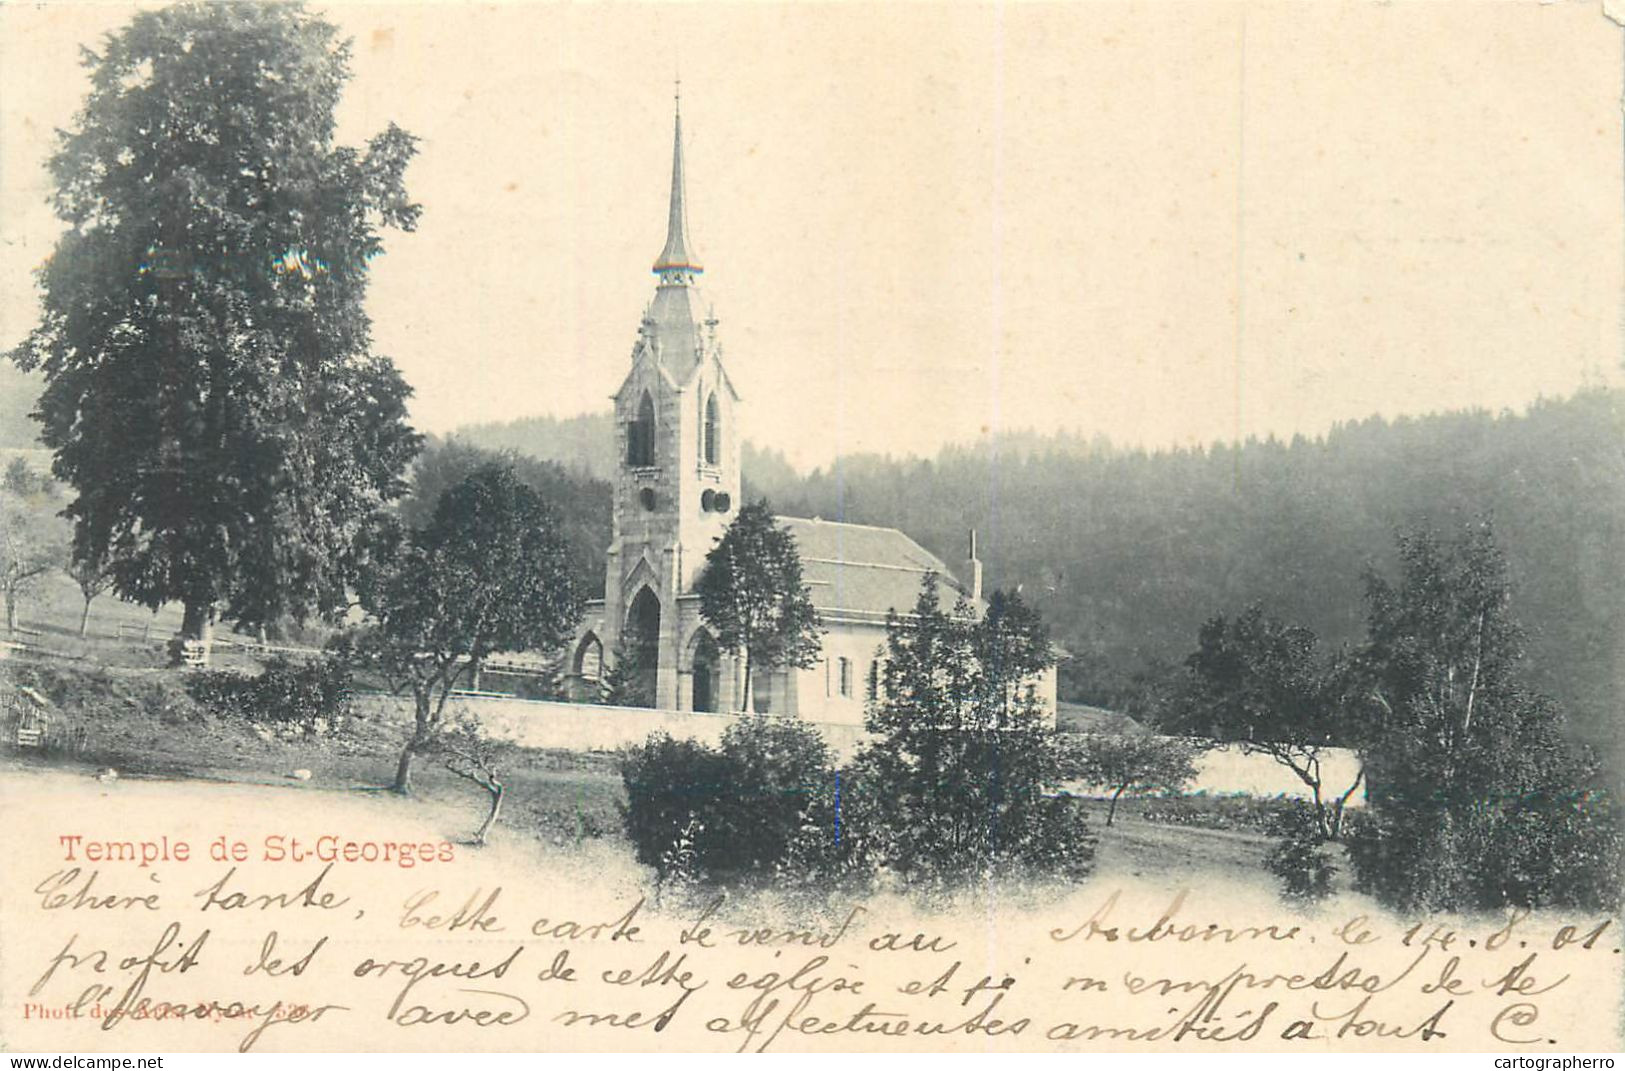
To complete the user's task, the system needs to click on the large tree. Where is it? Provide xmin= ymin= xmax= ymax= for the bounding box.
xmin=348 ymin=463 xmax=584 ymax=793
xmin=1348 ymin=522 xmax=1620 ymax=911
xmin=695 ymin=500 xmax=822 ymax=711
xmin=9 ymin=2 xmax=422 ymax=651
xmin=1164 ymin=605 xmax=1365 ymax=839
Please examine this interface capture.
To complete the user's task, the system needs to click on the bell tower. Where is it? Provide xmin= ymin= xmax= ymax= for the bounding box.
xmin=600 ymin=91 xmax=741 ymax=709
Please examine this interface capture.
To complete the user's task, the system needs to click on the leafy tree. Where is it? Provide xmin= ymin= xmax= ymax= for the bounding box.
xmin=1347 ymin=522 xmax=1621 ymax=911
xmin=0 ymin=496 xmax=68 ymax=633
xmin=1164 ymin=605 xmax=1364 ymax=839
xmin=403 ymin=438 xmax=610 ymax=597
xmin=436 ymin=713 xmax=516 ymax=846
xmin=348 ymin=464 xmax=583 ymax=793
xmin=695 ymin=500 xmax=822 ymax=711
xmin=1066 ymin=727 xmax=1204 ymax=826
xmin=855 ymin=575 xmax=1094 ymax=880
xmin=9 ymin=2 xmax=422 ymax=653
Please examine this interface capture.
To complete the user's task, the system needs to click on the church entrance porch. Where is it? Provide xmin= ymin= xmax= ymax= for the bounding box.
xmin=689 ymin=630 xmax=720 ymax=712
xmin=624 ymin=586 xmax=661 ymax=708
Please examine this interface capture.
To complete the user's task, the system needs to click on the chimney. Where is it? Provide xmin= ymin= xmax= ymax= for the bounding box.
xmin=964 ymin=530 xmax=983 ymax=603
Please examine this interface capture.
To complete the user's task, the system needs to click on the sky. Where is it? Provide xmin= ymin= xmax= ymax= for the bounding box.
xmin=2 ymin=1 xmax=1622 ymax=470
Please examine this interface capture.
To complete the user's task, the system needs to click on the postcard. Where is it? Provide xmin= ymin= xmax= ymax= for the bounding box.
xmin=1 ymin=0 xmax=1621 ymax=1055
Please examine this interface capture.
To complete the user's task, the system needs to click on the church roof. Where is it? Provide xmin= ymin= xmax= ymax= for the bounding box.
xmin=640 ymin=95 xmax=710 ymax=381
xmin=652 ymin=97 xmax=701 ymax=275
xmin=1055 ymin=703 xmax=1149 ymax=735
xmin=645 ymin=283 xmax=708 ymax=375
xmin=780 ymin=516 xmax=973 ymax=622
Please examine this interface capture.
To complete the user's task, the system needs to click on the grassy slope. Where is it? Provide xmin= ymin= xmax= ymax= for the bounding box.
xmin=0 ymin=656 xmax=1287 ymax=894
xmin=1 ymin=658 xmax=625 ymax=848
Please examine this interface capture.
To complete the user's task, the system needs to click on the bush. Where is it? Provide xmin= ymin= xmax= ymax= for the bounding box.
xmin=186 ymin=656 xmax=353 ymax=728
xmin=709 ymin=715 xmax=840 ymax=872
xmin=848 ymin=732 xmax=1097 ymax=883
xmin=619 ymin=734 xmax=734 ymax=874
xmin=1265 ymin=803 xmax=1338 ymax=904
xmin=619 ymin=717 xmax=854 ymax=881
xmin=1345 ymin=778 xmax=1623 ymax=914
xmin=1011 ymin=792 xmax=1099 ymax=880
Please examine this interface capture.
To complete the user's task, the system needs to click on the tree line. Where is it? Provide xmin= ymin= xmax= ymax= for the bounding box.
xmin=748 ymin=392 xmax=1625 ymax=765
xmin=449 ymin=391 xmax=1625 ymax=767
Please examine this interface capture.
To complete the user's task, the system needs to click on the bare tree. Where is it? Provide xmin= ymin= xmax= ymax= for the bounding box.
xmin=1 ymin=497 xmax=66 ymax=634
xmin=64 ymin=551 xmax=114 ymax=638
xmin=437 ymin=714 xmax=514 ymax=846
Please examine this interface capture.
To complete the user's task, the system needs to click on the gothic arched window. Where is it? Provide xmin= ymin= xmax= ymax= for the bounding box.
xmin=703 ymin=393 xmax=720 ymax=466
xmin=628 ymin=391 xmax=655 ymax=468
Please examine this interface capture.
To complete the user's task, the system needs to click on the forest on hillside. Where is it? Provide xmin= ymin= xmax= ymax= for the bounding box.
xmin=450 ymin=390 xmax=1624 ymax=757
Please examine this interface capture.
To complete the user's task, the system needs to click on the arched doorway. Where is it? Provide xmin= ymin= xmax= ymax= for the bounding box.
xmin=573 ymin=632 xmax=604 ymax=682
xmin=689 ymin=630 xmax=720 ymax=712
xmin=623 ymin=586 xmax=660 ymax=707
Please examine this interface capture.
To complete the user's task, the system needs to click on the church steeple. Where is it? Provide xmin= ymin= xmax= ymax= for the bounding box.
xmin=652 ymin=86 xmax=702 ymax=279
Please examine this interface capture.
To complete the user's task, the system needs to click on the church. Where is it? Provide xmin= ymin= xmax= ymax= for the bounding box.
xmin=565 ymin=99 xmax=1058 ymax=727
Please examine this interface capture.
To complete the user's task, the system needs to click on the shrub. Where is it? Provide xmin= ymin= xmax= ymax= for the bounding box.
xmin=1011 ymin=792 xmax=1099 ymax=880
xmin=619 ymin=735 xmax=730 ymax=873
xmin=186 ymin=656 xmax=353 ymax=728
xmin=1265 ymin=802 xmax=1338 ymax=904
xmin=619 ymin=717 xmax=854 ymax=881
xmin=849 ymin=732 xmax=1097 ymax=883
xmin=1345 ymin=776 xmax=1623 ymax=914
xmin=710 ymin=715 xmax=839 ymax=872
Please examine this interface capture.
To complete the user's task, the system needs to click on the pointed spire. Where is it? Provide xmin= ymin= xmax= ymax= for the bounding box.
xmin=653 ymin=82 xmax=702 ymax=278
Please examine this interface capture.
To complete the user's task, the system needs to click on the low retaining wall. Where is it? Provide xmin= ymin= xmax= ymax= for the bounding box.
xmin=354 ymin=694 xmax=1364 ymax=804
xmin=1189 ymin=744 xmax=1365 ymax=806
xmin=353 ymin=693 xmax=873 ymax=760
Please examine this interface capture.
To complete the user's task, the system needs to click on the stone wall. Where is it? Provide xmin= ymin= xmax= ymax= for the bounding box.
xmin=353 ymin=692 xmax=873 ymax=760
xmin=1189 ymin=743 xmax=1365 ymax=806
xmin=356 ymin=693 xmax=1364 ymax=806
